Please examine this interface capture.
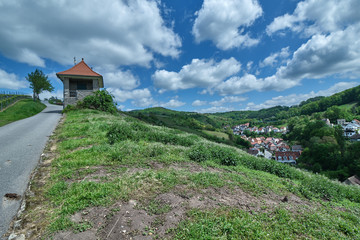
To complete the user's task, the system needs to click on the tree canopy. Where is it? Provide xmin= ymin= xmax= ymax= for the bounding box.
xmin=26 ymin=69 xmax=54 ymax=100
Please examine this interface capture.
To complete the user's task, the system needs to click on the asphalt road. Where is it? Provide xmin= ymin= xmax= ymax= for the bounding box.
xmin=0 ymin=102 xmax=63 ymax=239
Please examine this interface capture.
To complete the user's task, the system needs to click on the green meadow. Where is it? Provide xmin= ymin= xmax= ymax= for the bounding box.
xmin=16 ymin=109 xmax=360 ymax=239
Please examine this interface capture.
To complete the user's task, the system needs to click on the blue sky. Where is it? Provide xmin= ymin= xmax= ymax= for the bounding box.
xmin=0 ymin=0 xmax=359 ymax=112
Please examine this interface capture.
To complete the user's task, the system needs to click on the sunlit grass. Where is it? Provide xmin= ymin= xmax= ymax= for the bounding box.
xmin=32 ymin=109 xmax=360 ymax=238
xmin=0 ymin=98 xmax=45 ymax=126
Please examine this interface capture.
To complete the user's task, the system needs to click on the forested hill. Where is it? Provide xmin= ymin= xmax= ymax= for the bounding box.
xmin=212 ymin=84 xmax=360 ymax=125
xmin=129 ymin=84 xmax=360 ymax=128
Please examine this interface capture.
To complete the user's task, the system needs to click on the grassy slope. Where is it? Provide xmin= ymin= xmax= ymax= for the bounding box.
xmin=0 ymin=99 xmax=46 ymax=127
xmin=203 ymin=130 xmax=229 ymax=140
xmin=338 ymin=102 xmax=358 ymax=111
xmin=14 ymin=109 xmax=360 ymax=239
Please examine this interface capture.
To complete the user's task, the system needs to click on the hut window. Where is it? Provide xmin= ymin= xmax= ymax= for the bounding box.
xmin=77 ymin=82 xmax=87 ymax=90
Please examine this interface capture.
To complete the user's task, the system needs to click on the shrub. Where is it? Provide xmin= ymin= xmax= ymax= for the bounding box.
xmin=149 ymin=131 xmax=194 ymax=147
xmin=106 ymin=123 xmax=133 ymax=144
xmin=79 ymin=90 xmax=117 ymax=114
xmin=188 ymin=144 xmax=239 ymax=166
xmin=130 ymin=121 xmax=151 ymax=132
xmin=213 ymin=147 xmax=239 ymax=166
xmin=188 ymin=144 xmax=211 ymax=162
xmin=62 ymin=104 xmax=78 ymax=113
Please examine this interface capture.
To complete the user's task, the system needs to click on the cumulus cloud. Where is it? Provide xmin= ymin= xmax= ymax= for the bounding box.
xmin=0 ymin=69 xmax=27 ymax=89
xmin=210 ymin=96 xmax=247 ymax=107
xmin=267 ymin=0 xmax=360 ymax=36
xmin=0 ymin=0 xmax=181 ymax=68
xmin=108 ymin=87 xmax=156 ymax=108
xmin=192 ymin=0 xmax=262 ymax=50
xmin=276 ymin=24 xmax=360 ymax=81
xmin=40 ymin=89 xmax=63 ymax=100
xmin=160 ymin=99 xmax=185 ymax=108
xmin=245 ymin=81 xmax=359 ymax=110
xmin=215 ymin=74 xmax=299 ymax=95
xmin=153 ymin=57 xmax=241 ymax=91
xmin=192 ymin=100 xmax=207 ymax=107
xmin=260 ymin=47 xmax=290 ymax=68
xmin=263 ymin=0 xmax=360 ymax=90
xmin=95 ymin=66 xmax=140 ymax=90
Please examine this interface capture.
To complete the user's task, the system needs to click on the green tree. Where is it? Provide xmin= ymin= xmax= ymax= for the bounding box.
xmin=324 ymin=106 xmax=345 ymax=123
xmin=235 ymin=136 xmax=251 ymax=149
xmin=26 ymin=69 xmax=54 ymax=100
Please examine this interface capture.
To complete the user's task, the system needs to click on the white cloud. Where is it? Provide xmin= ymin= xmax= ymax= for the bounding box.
xmin=117 ymin=105 xmax=125 ymax=111
xmin=160 ymin=99 xmax=185 ymax=108
xmin=131 ymin=97 xmax=157 ymax=108
xmin=245 ymin=81 xmax=359 ymax=110
xmin=267 ymin=0 xmax=360 ymax=36
xmin=276 ymin=24 xmax=360 ymax=81
xmin=197 ymin=106 xmax=234 ymax=114
xmin=192 ymin=100 xmax=207 ymax=107
xmin=260 ymin=47 xmax=290 ymax=67
xmin=108 ymin=87 xmax=156 ymax=108
xmin=0 ymin=69 xmax=27 ymax=89
xmin=95 ymin=66 xmax=139 ymax=90
xmin=192 ymin=0 xmax=262 ymax=50
xmin=263 ymin=0 xmax=360 ymax=90
xmin=39 ymin=89 xmax=63 ymax=100
xmin=153 ymin=57 xmax=241 ymax=91
xmin=210 ymin=96 xmax=247 ymax=107
xmin=215 ymin=74 xmax=299 ymax=96
xmin=215 ymin=27 xmax=360 ymax=95
xmin=246 ymin=61 xmax=253 ymax=71
xmin=0 ymin=0 xmax=181 ymax=68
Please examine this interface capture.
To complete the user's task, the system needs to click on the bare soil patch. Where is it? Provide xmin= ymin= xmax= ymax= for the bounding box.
xmin=51 ymin=184 xmax=313 ymax=240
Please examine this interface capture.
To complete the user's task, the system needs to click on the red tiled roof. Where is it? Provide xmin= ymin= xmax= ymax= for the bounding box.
xmin=275 ymin=151 xmax=301 ymax=159
xmin=57 ymin=59 xmax=102 ymax=77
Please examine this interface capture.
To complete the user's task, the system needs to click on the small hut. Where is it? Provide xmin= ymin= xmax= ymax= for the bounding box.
xmin=56 ymin=58 xmax=103 ymax=108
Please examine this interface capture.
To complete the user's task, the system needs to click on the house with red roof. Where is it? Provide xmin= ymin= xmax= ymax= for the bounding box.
xmin=56 ymin=58 xmax=104 ymax=108
xmin=275 ymin=151 xmax=301 ymax=164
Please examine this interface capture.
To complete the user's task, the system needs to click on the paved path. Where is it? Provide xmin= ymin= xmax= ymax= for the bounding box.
xmin=0 ymin=102 xmax=62 ymax=239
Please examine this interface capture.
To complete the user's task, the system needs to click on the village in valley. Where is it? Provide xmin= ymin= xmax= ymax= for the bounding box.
xmin=229 ymin=118 xmax=360 ymax=164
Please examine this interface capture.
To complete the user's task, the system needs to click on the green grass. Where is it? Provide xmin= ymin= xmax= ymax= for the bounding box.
xmin=0 ymin=98 xmax=46 ymax=127
xmin=21 ymin=109 xmax=360 ymax=239
xmin=203 ymin=130 xmax=229 ymax=140
xmin=174 ymin=206 xmax=360 ymax=239
xmin=338 ymin=102 xmax=357 ymax=111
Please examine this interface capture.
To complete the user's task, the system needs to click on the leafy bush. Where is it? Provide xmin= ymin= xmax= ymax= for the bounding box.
xmin=106 ymin=123 xmax=133 ymax=144
xmin=130 ymin=121 xmax=151 ymax=132
xmin=215 ymin=147 xmax=239 ymax=166
xmin=149 ymin=131 xmax=194 ymax=147
xmin=62 ymin=104 xmax=78 ymax=113
xmin=188 ymin=144 xmax=239 ymax=166
xmin=188 ymin=144 xmax=211 ymax=162
xmin=79 ymin=90 xmax=117 ymax=114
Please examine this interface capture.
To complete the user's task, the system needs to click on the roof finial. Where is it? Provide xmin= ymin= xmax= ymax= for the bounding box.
xmin=74 ymin=57 xmax=76 ymax=65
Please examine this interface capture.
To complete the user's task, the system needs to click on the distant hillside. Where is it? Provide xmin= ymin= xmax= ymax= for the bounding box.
xmin=129 ymin=84 xmax=360 ymax=129
xmin=213 ymin=84 xmax=360 ymax=124
xmin=127 ymin=107 xmax=252 ymax=149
